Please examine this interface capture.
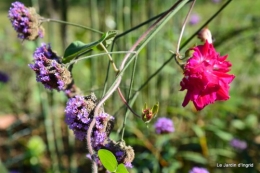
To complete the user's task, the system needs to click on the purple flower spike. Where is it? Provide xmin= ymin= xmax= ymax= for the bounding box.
xmin=65 ymin=95 xmax=91 ymax=140
xmin=154 ymin=117 xmax=174 ymax=134
xmin=230 ymin=138 xmax=247 ymax=150
xmin=8 ymin=1 xmax=44 ymax=40
xmin=29 ymin=43 xmax=72 ymax=91
xmin=189 ymin=13 xmax=200 ymax=25
xmin=189 ymin=167 xmax=209 ymax=173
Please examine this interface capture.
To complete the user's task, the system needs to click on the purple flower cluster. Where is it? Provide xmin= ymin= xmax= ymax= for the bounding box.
xmin=189 ymin=167 xmax=209 ymax=173
xmin=189 ymin=13 xmax=200 ymax=25
xmin=154 ymin=117 xmax=174 ymax=134
xmin=92 ymin=112 xmax=114 ymax=150
xmin=29 ymin=43 xmax=72 ymax=91
xmin=65 ymin=95 xmax=114 ymax=149
xmin=230 ymin=138 xmax=247 ymax=150
xmin=0 ymin=71 xmax=9 ymax=83
xmin=8 ymin=1 xmax=44 ymax=40
xmin=65 ymin=95 xmax=90 ymax=140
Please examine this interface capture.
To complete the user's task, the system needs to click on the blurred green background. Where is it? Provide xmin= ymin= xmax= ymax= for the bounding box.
xmin=0 ymin=0 xmax=260 ymax=173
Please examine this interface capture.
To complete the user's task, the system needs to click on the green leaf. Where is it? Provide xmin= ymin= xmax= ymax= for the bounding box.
xmin=143 ymin=102 xmax=147 ymax=110
xmin=98 ymin=149 xmax=118 ymax=172
xmin=209 ymin=148 xmax=235 ymax=158
xmin=96 ymin=30 xmax=117 ymax=50
xmin=192 ymin=125 xmax=205 ymax=137
xmin=152 ymin=102 xmax=159 ymax=115
xmin=214 ymin=130 xmax=233 ymax=141
xmin=0 ymin=161 xmax=8 ymax=173
xmin=231 ymin=119 xmax=245 ymax=130
xmin=245 ymin=114 xmax=258 ymax=129
xmin=62 ymin=30 xmax=117 ymax=63
xmin=27 ymin=136 xmax=46 ymax=157
xmin=62 ymin=40 xmax=97 ymax=63
xmin=116 ymin=163 xmax=129 ymax=173
xmin=178 ymin=151 xmax=207 ymax=164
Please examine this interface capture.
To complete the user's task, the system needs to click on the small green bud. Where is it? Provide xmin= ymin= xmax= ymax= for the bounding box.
xmin=184 ymin=49 xmax=195 ymax=59
xmin=141 ymin=102 xmax=159 ymax=123
xmin=152 ymin=102 xmax=159 ymax=117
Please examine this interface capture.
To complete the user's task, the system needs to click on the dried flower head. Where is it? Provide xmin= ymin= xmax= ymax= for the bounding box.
xmin=154 ymin=117 xmax=174 ymax=134
xmin=189 ymin=167 xmax=209 ymax=173
xmin=29 ymin=43 xmax=72 ymax=91
xmin=104 ymin=140 xmax=135 ymax=168
xmin=92 ymin=112 xmax=114 ymax=150
xmin=8 ymin=1 xmax=44 ymax=40
xmin=180 ymin=41 xmax=235 ymax=110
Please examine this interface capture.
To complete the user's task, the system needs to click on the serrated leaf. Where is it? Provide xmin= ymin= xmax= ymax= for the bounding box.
xmin=98 ymin=149 xmax=118 ymax=172
xmin=116 ymin=163 xmax=129 ymax=173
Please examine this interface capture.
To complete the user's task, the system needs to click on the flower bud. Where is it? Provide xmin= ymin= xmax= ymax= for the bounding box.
xmin=141 ymin=103 xmax=159 ymax=123
xmin=198 ymin=27 xmax=213 ymax=44
xmin=184 ymin=49 xmax=195 ymax=59
xmin=142 ymin=108 xmax=154 ymax=123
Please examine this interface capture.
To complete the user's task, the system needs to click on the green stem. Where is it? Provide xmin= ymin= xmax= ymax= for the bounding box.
xmin=176 ymin=0 xmax=196 ymax=54
xmin=99 ymin=43 xmax=118 ymax=72
xmin=86 ymin=0 xmax=189 ymax=169
xmin=67 ymin=51 xmax=137 ymax=67
xmin=120 ymin=55 xmax=138 ymax=140
xmin=43 ymin=18 xmax=103 ymax=34
xmin=102 ymin=60 xmax=110 ymax=97
xmin=129 ymin=0 xmax=233 ymax=101
xmin=120 ymin=92 xmax=139 ymax=140
xmin=180 ymin=0 xmax=233 ymax=50
xmin=117 ymin=87 xmax=140 ymax=118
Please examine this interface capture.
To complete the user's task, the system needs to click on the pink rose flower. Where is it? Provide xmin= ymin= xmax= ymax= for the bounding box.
xmin=180 ymin=41 xmax=235 ymax=110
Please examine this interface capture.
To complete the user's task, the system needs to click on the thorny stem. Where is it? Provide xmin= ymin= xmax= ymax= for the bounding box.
xmin=43 ymin=18 xmax=103 ymax=34
xmin=176 ymin=0 xmax=196 ymax=54
xmin=99 ymin=43 xmax=119 ymax=72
